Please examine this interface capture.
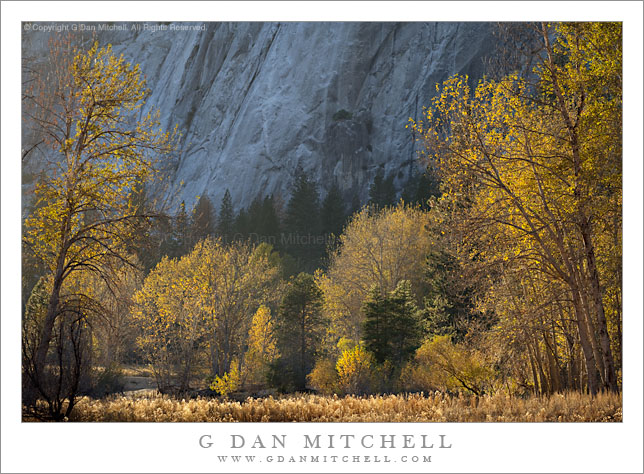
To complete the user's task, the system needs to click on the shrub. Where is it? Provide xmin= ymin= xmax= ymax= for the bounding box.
xmin=412 ymin=335 xmax=497 ymax=396
xmin=91 ymin=365 xmax=125 ymax=397
xmin=307 ymin=359 xmax=339 ymax=395
xmin=332 ymin=109 xmax=353 ymax=121
xmin=210 ymin=365 xmax=240 ymax=397
xmin=336 ymin=345 xmax=375 ymax=395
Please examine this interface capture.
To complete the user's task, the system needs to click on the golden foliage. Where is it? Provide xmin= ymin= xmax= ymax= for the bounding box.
xmin=132 ymin=238 xmax=282 ymax=389
xmin=210 ymin=364 xmax=241 ymax=397
xmin=24 ymin=41 xmax=178 ymax=273
xmin=243 ymin=305 xmax=279 ymax=387
xmin=403 ymin=336 xmax=496 ymax=396
xmin=336 ymin=345 xmax=376 ymax=395
xmin=408 ymin=23 xmax=622 ymax=395
xmin=307 ymin=359 xmax=339 ymax=395
xmin=317 ymin=204 xmax=432 ymax=346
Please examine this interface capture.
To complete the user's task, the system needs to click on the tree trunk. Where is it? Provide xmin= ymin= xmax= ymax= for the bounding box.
xmin=33 ymin=257 xmax=65 ymax=384
xmin=579 ymin=289 xmax=607 ymax=387
xmin=532 ymin=339 xmax=550 ymax=395
xmin=571 ymin=289 xmax=599 ymax=395
xmin=527 ymin=345 xmax=540 ymax=396
xmin=209 ymin=311 xmax=219 ymax=376
xmin=540 ymin=22 xmax=614 ymax=395
xmin=300 ymin=309 xmax=306 ymax=390
xmin=580 ymin=217 xmax=618 ymax=391
xmin=543 ymin=332 xmax=561 ymax=393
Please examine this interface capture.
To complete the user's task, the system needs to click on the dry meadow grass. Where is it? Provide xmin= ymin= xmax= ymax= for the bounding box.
xmin=59 ymin=391 xmax=622 ymax=422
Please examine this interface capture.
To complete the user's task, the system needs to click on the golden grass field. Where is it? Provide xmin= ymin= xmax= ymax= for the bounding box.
xmin=56 ymin=391 xmax=622 ymax=422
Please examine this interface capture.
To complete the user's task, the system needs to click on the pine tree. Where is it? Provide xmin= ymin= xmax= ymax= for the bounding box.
xmin=416 ymin=170 xmax=441 ymax=205
xmin=283 ymin=169 xmax=322 ymax=268
xmin=349 ymin=192 xmax=362 ymax=217
xmin=272 ymin=273 xmax=324 ymax=391
xmin=217 ymin=189 xmax=234 ymax=244
xmin=401 ymin=169 xmax=441 ymax=209
xmin=284 ymin=169 xmax=320 ymax=234
xmin=368 ymin=167 xmax=396 ymax=208
xmin=246 ymin=195 xmax=281 ymax=246
xmin=361 ymin=288 xmax=389 ymax=364
xmin=173 ymin=201 xmax=190 ymax=256
xmin=423 ymin=250 xmax=476 ymax=342
xmin=260 ymin=195 xmax=281 ymax=244
xmin=191 ymin=195 xmax=216 ymax=242
xmin=320 ymin=181 xmax=347 ymax=241
xmin=362 ymin=280 xmax=423 ymax=372
xmin=234 ymin=207 xmax=250 ymax=241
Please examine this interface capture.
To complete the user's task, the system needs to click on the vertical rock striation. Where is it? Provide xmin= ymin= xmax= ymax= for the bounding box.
xmin=22 ymin=22 xmax=499 ymax=210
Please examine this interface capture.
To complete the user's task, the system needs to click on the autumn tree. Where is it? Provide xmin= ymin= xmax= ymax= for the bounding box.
xmin=335 ymin=345 xmax=376 ymax=395
xmin=317 ymin=204 xmax=432 ymax=345
xmin=79 ymin=258 xmax=143 ymax=374
xmin=132 ymin=239 xmax=282 ymax=391
xmin=405 ymin=335 xmax=496 ymax=396
xmin=191 ymin=239 xmax=282 ymax=377
xmin=133 ymin=255 xmax=205 ymax=392
xmin=22 ymin=40 xmax=178 ymax=404
xmin=22 ymin=254 xmax=142 ymax=419
xmin=243 ymin=305 xmax=279 ymax=387
xmin=22 ymin=275 xmax=95 ymax=419
xmin=410 ymin=22 xmax=621 ymax=394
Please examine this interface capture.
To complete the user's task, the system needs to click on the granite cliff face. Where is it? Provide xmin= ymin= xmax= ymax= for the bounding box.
xmin=22 ymin=22 xmax=499 ymax=211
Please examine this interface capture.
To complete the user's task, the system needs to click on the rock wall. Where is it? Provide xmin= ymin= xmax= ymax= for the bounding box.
xmin=22 ymin=22 xmax=500 ymax=211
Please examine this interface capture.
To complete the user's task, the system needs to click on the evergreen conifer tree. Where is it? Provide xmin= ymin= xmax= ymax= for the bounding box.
xmin=233 ymin=207 xmax=250 ymax=241
xmin=283 ymin=169 xmax=321 ymax=268
xmin=368 ymin=167 xmax=396 ymax=208
xmin=423 ymin=250 xmax=477 ymax=342
xmin=401 ymin=169 xmax=441 ymax=209
xmin=271 ymin=273 xmax=325 ymax=391
xmin=320 ymin=181 xmax=347 ymax=241
xmin=246 ymin=195 xmax=281 ymax=246
xmin=172 ymin=201 xmax=190 ymax=256
xmin=362 ymin=280 xmax=423 ymax=373
xmin=260 ymin=195 xmax=281 ymax=246
xmin=217 ymin=189 xmax=235 ymax=244
xmin=191 ymin=195 xmax=216 ymax=242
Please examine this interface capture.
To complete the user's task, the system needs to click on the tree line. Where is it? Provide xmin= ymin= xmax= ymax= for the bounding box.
xmin=22 ymin=23 xmax=621 ymax=420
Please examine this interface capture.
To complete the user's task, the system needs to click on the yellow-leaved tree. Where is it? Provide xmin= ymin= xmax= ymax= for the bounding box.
xmin=317 ymin=204 xmax=432 ymax=347
xmin=22 ymin=39 xmax=178 ymax=405
xmin=243 ymin=305 xmax=279 ymax=388
xmin=410 ymin=22 xmax=621 ymax=395
xmin=133 ymin=239 xmax=282 ymax=392
xmin=133 ymin=255 xmax=205 ymax=392
xmin=336 ymin=345 xmax=376 ymax=395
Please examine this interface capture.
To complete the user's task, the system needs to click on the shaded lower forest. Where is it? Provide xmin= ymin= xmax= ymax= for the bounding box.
xmin=22 ymin=22 xmax=622 ymax=421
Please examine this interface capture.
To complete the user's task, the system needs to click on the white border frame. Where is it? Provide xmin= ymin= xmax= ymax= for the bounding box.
xmin=2 ymin=2 xmax=642 ymax=473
